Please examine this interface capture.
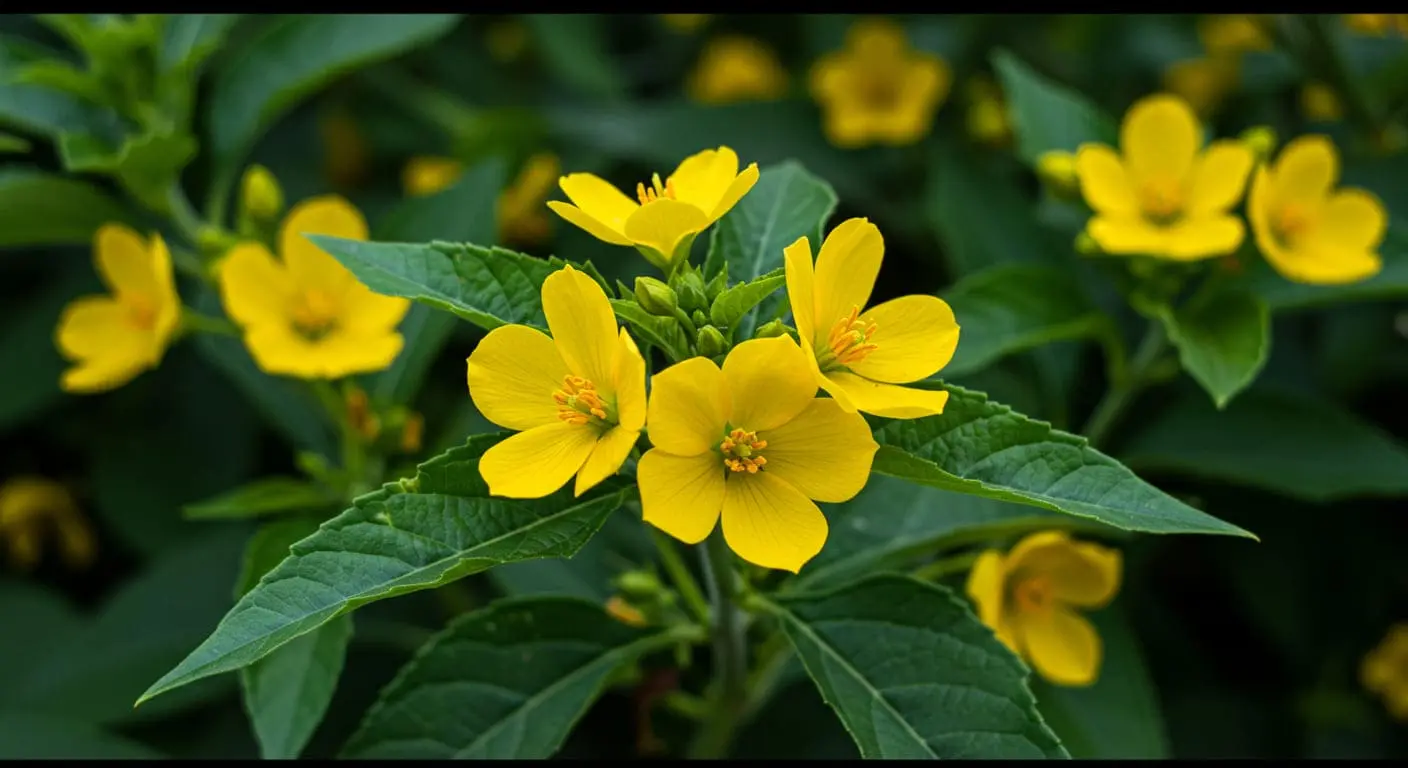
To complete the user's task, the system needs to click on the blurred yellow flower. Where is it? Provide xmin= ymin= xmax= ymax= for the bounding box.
xmin=1036 ymin=150 xmax=1081 ymax=198
xmin=1248 ymin=135 xmax=1388 ymax=285
xmin=403 ymin=156 xmax=463 ymax=198
xmin=637 ymin=336 xmax=877 ymax=573
xmin=498 ymin=152 xmax=560 ymax=246
xmin=1345 ymin=14 xmax=1408 ymax=36
xmin=661 ymin=14 xmax=710 ymax=34
xmin=1162 ymin=56 xmax=1238 ymax=117
xmin=0 ymin=476 xmax=95 ymax=571
xmin=605 ymin=595 xmax=649 ymax=627
xmin=784 ymin=218 xmax=960 ymax=419
xmin=1075 ymin=93 xmax=1255 ymax=260
xmin=810 ymin=18 xmax=951 ymax=148
xmin=1198 ymin=14 xmax=1272 ymax=57
xmin=966 ymin=531 xmax=1122 ymax=687
xmin=1362 ymin=622 xmax=1408 ymax=720
xmin=688 ymin=35 xmax=788 ymax=105
xmin=54 ymin=224 xmax=180 ymax=394
xmin=218 ymin=196 xmax=412 ymax=379
xmin=965 ymin=76 xmax=1011 ymax=148
xmin=1300 ymin=82 xmax=1343 ymax=123
xmin=486 ymin=19 xmax=529 ymax=63
xmin=467 ymin=265 xmax=646 ymax=498
xmin=547 ymin=146 xmax=758 ymax=271
xmin=321 ymin=110 xmax=369 ymax=190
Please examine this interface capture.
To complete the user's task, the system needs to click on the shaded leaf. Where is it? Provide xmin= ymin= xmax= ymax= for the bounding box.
xmin=521 ymin=15 xmax=625 ymax=101
xmin=0 ymin=715 xmax=164 ymax=759
xmin=184 ymin=478 xmax=337 ymax=521
xmin=609 ymin=298 xmax=691 ymax=362
xmin=709 ymin=268 xmax=785 ymax=335
xmin=992 ymin=48 xmax=1118 ymax=166
xmin=0 ymin=169 xmax=136 ymax=247
xmin=1156 ymin=287 xmax=1270 ymax=408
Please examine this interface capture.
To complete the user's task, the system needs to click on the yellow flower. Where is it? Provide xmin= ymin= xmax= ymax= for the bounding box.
xmin=54 ymin=224 xmax=180 ymax=393
xmin=0 ymin=476 xmax=95 ymax=571
xmin=687 ymin=35 xmax=789 ymax=105
xmin=547 ymin=146 xmax=759 ymax=271
xmin=403 ymin=156 xmax=464 ymax=198
xmin=498 ymin=152 xmax=560 ymax=246
xmin=964 ymin=76 xmax=1011 ymax=148
xmin=966 ymin=531 xmax=1122 ymax=687
xmin=218 ymin=196 xmax=412 ymax=379
xmin=783 ymin=218 xmax=960 ymax=420
xmin=1162 ymin=57 xmax=1238 ymax=117
xmin=1197 ymin=15 xmax=1272 ymax=57
xmin=605 ymin=595 xmax=649 ymax=627
xmin=1075 ymin=94 xmax=1255 ymax=260
xmin=1361 ymin=622 xmax=1408 ymax=720
xmin=1300 ymin=82 xmax=1343 ymax=123
xmin=1345 ymin=14 xmax=1408 ymax=36
xmin=809 ymin=18 xmax=951 ymax=148
xmin=637 ymin=336 xmax=877 ymax=573
xmin=1248 ymin=135 xmax=1388 ymax=285
xmin=661 ymin=14 xmax=710 ymax=34
xmin=1037 ymin=150 xmax=1080 ymax=198
xmin=466 ymin=265 xmax=646 ymax=499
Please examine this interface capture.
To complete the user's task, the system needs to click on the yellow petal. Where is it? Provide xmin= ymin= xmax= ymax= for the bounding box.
xmin=821 ymin=105 xmax=878 ymax=149
xmin=668 ymin=146 xmax=740 ymax=214
xmin=966 ymin=550 xmax=1007 ymax=632
xmin=1005 ymin=531 xmax=1122 ymax=609
xmin=218 ymin=242 xmax=293 ymax=328
xmin=721 ymin=336 xmax=816 ymax=432
xmin=623 ymin=199 xmax=710 ymax=264
xmin=759 ymin=398 xmax=877 ymax=502
xmin=646 ymin=356 xmax=731 ymax=455
xmin=279 ymin=195 xmax=367 ymax=293
xmin=707 ymin=162 xmax=760 ymax=222
xmin=542 ymin=265 xmax=619 ymax=390
xmin=821 ymin=371 xmax=949 ymax=419
xmin=877 ymin=55 xmax=949 ymax=145
xmin=1316 ymin=188 xmax=1388 ymax=253
xmin=1163 ymin=215 xmax=1245 ymax=260
xmin=613 ymin=328 xmax=647 ymax=431
xmin=241 ymin=324 xmax=403 ymax=379
xmin=848 ymin=17 xmax=907 ymax=55
xmin=813 ymin=218 xmax=884 ymax=335
xmin=721 ymin=471 xmax=827 ymax=573
xmin=574 ymin=425 xmax=640 ymax=497
xmin=559 ymin=173 xmax=639 ymax=236
xmin=339 ymin=281 xmax=412 ymax=333
xmin=55 ymin=296 xmax=143 ymax=361
xmin=546 ymin=201 xmax=634 ymax=246
xmin=783 ymin=235 xmax=819 ymax=347
xmin=638 ymin=449 xmax=725 ymax=544
xmin=1086 ymin=215 xmax=1168 ymax=256
xmin=60 ymin=355 xmax=148 ymax=394
xmin=1011 ymin=605 xmax=1102 ymax=687
xmin=1266 ymin=242 xmax=1382 ymax=285
xmin=467 ymin=324 xmax=569 ymax=432
xmin=479 ymin=422 xmax=599 ymax=499
xmin=95 ymin=224 xmax=162 ymax=298
xmin=1186 ymin=140 xmax=1254 ymax=215
xmin=1121 ymin=94 xmax=1200 ymax=184
xmin=1075 ymin=144 xmax=1139 ymax=216
xmin=849 ymin=294 xmax=959 ymax=384
xmin=1271 ymin=135 xmax=1338 ymax=204
xmin=1362 ymin=650 xmax=1394 ymax=693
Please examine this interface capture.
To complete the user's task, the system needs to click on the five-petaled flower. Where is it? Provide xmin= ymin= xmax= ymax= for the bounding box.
xmin=467 ymin=265 xmax=646 ymax=499
xmin=0 ymin=476 xmax=95 ymax=571
xmin=1248 ymin=135 xmax=1387 ymax=285
xmin=54 ymin=224 xmax=180 ymax=394
xmin=1075 ymin=93 xmax=1255 ymax=260
xmin=218 ymin=196 xmax=412 ymax=379
xmin=688 ymin=35 xmax=789 ymax=105
xmin=966 ymin=531 xmax=1123 ymax=687
xmin=1361 ymin=622 xmax=1408 ymax=720
xmin=637 ymin=335 xmax=878 ymax=573
xmin=547 ymin=146 xmax=759 ymax=272
xmin=784 ymin=218 xmax=960 ymax=419
xmin=809 ymin=17 xmax=951 ymax=148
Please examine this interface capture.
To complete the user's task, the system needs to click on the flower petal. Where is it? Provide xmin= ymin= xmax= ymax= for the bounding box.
xmin=1121 ymin=94 xmax=1200 ymax=185
xmin=646 ymin=356 xmax=731 ymax=455
xmin=721 ymin=472 xmax=828 ymax=573
xmin=1075 ymin=144 xmax=1139 ymax=216
xmin=339 ymin=281 xmax=412 ymax=333
xmin=218 ymin=242 xmax=293 ymax=328
xmin=707 ymin=162 xmax=760 ymax=222
xmin=55 ymin=297 xmax=151 ymax=393
xmin=245 ymin=325 xmax=403 ymax=379
xmin=813 ymin=218 xmax=884 ymax=334
xmin=1266 ymin=243 xmax=1382 ymax=285
xmin=783 ymin=235 xmax=819 ymax=347
xmin=1186 ymin=140 xmax=1254 ymax=215
xmin=966 ymin=550 xmax=1007 ymax=633
xmin=668 ymin=146 xmax=740 ymax=214
xmin=1163 ymin=215 xmax=1245 ymax=260
xmin=467 ymin=324 xmax=569 ymax=432
xmin=623 ymin=199 xmax=711 ymax=264
xmin=559 ymin=172 xmax=639 ymax=235
xmin=541 ymin=265 xmax=619 ymax=390
xmin=546 ymin=201 xmax=634 ymax=246
xmin=1271 ymin=134 xmax=1338 ymax=204
xmin=1316 ymin=188 xmax=1388 ymax=253
xmin=1011 ymin=605 xmax=1102 ymax=687
xmin=638 ymin=449 xmax=725 ymax=544
xmin=574 ymin=425 xmax=640 ymax=497
xmin=721 ymin=336 xmax=816 ymax=432
xmin=1005 ymin=531 xmax=1122 ymax=609
xmin=821 ymin=371 xmax=949 ymax=419
xmin=279 ymin=195 xmax=367 ymax=294
xmin=1086 ymin=215 xmax=1169 ymax=256
xmin=479 ymin=422 xmax=598 ymax=499
xmin=95 ymin=224 xmax=163 ymax=298
xmin=850 ymin=294 xmax=959 ymax=384
xmin=612 ymin=328 xmax=647 ymax=431
xmin=759 ymin=398 xmax=878 ymax=502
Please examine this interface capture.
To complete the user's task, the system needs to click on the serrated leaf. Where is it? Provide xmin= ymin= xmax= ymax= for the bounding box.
xmin=609 ymin=298 xmax=691 ymax=361
xmin=870 ymin=383 xmax=1255 ymax=538
xmin=709 ymin=268 xmax=785 ymax=332
xmin=1156 ymin=286 xmax=1269 ymax=409
xmin=1121 ymin=386 xmax=1408 ymax=502
xmin=183 ymin=478 xmax=337 ymax=521
xmin=766 ymin=575 xmax=1068 ymax=759
xmin=0 ymin=169 xmax=136 ymax=247
xmin=342 ymin=597 xmax=688 ymax=758
xmin=138 ymin=434 xmax=631 ymax=705
xmin=992 ymin=48 xmax=1118 ymax=166
xmin=310 ymin=237 xmax=554 ymax=331
xmin=491 ymin=509 xmax=655 ymax=600
xmin=704 ymin=162 xmax=837 ymax=338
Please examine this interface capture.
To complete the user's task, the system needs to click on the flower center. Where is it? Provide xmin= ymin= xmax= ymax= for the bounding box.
xmin=636 ymin=173 xmax=677 ymax=205
xmin=720 ymin=428 xmax=768 ymax=474
xmin=553 ymin=375 xmax=616 ymax=427
xmin=290 ymin=289 xmax=340 ymax=342
xmin=1273 ymin=201 xmax=1316 ymax=247
xmin=125 ymin=295 xmax=159 ymax=331
xmin=1138 ymin=178 xmax=1184 ymax=225
xmin=1012 ymin=574 xmax=1055 ymax=616
xmin=855 ymin=69 xmax=903 ymax=110
xmin=815 ymin=305 xmax=878 ymax=372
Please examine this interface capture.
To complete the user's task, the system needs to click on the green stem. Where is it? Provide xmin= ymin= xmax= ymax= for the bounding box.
xmin=671 ymin=306 xmax=698 ymax=339
xmin=1081 ymin=321 xmax=1168 ymax=450
xmin=661 ymin=691 xmax=710 ymax=721
xmin=179 ymin=308 xmax=239 ymax=337
xmin=740 ymin=630 xmax=792 ymax=723
xmin=649 ymin=529 xmax=711 ymax=627
xmin=911 ymin=551 xmax=981 ymax=582
xmin=166 ymin=183 xmax=207 ymax=248
xmin=686 ymin=533 xmax=748 ymax=759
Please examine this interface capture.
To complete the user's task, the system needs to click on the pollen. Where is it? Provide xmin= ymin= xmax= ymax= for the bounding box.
xmin=1138 ymin=178 xmax=1184 ymax=223
xmin=553 ymin=375 xmax=613 ymax=426
xmin=818 ymin=305 xmax=878 ymax=370
xmin=290 ymin=289 xmax=341 ymax=341
xmin=1273 ymin=201 xmax=1315 ymax=246
xmin=720 ymin=427 xmax=768 ymax=473
xmin=1012 ymin=574 xmax=1054 ymax=615
xmin=636 ymin=173 xmax=678 ymax=205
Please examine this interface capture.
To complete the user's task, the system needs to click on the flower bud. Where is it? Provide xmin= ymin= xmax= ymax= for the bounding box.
xmin=1238 ymin=125 xmax=1277 ymax=164
xmin=634 ymin=276 xmax=678 ymax=317
xmin=753 ymin=319 xmax=790 ymax=339
xmin=240 ymin=164 xmax=284 ymax=221
xmin=672 ymin=268 xmax=710 ymax=313
xmin=691 ymin=309 xmax=709 ymax=328
xmin=1036 ymin=150 xmax=1080 ymax=199
xmin=1074 ymin=230 xmax=1101 ymax=256
xmin=696 ymin=325 xmax=727 ymax=357
xmin=616 ymin=570 xmax=663 ymax=597
xmin=400 ymin=412 xmax=424 ymax=454
xmin=605 ymin=595 xmax=649 ymax=627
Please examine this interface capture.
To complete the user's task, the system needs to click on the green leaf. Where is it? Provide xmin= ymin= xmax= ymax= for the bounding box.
xmin=0 ymin=263 xmax=100 ymax=430
xmin=521 ymin=15 xmax=625 ymax=101
xmin=941 ymin=263 xmax=1111 ymax=378
xmin=0 ymin=131 xmax=30 ymax=153
xmin=709 ymin=268 xmax=785 ymax=333
xmin=1156 ymin=287 xmax=1269 ymax=409
xmin=870 ymin=383 xmax=1255 ymax=538
xmin=138 ymin=434 xmax=631 ymax=705
xmin=992 ymin=48 xmax=1118 ymax=167
xmin=58 ymin=128 xmax=199 ymax=213
xmin=159 ymin=14 xmax=242 ymax=72
xmin=703 ymin=162 xmax=836 ymax=338
xmin=342 ymin=597 xmax=690 ymax=758
xmin=9 ymin=59 xmax=105 ymax=105
xmin=0 ymin=169 xmax=136 ymax=247
xmin=609 ymin=298 xmax=691 ymax=361
xmin=0 ymin=583 xmax=82 ymax=685
xmin=0 ymin=715 xmax=164 ymax=759
xmin=0 ymin=38 xmax=126 ymax=142
xmin=236 ymin=516 xmax=325 ymax=597
xmin=1121 ymin=386 xmax=1408 ymax=502
xmin=765 ymin=575 xmax=1067 ymax=758
xmin=491 ymin=509 xmax=654 ymax=600
xmin=183 ymin=477 xmax=338 ymax=521
xmin=310 ymin=237 xmax=554 ymax=331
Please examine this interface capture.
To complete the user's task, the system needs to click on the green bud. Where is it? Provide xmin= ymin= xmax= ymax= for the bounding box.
xmin=1036 ymin=150 xmax=1080 ymax=200
xmin=633 ymin=276 xmax=678 ymax=317
xmin=697 ymin=325 xmax=727 ymax=357
xmin=1238 ymin=125 xmax=1277 ymax=164
xmin=240 ymin=164 xmax=284 ymax=221
xmin=1074 ymin=231 xmax=1101 ymax=256
xmin=673 ymin=268 xmax=709 ymax=312
xmin=691 ymin=309 xmax=708 ymax=328
xmin=705 ymin=267 xmax=728 ymax=301
xmin=616 ymin=570 xmax=663 ymax=598
xmin=753 ymin=319 xmax=791 ymax=339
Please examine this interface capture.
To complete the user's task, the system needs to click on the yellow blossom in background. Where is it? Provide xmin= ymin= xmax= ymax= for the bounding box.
xmin=966 ymin=531 xmax=1122 ymax=687
xmin=321 ymin=109 xmax=369 ymax=190
xmin=605 ymin=596 xmax=649 ymax=627
xmin=403 ymin=156 xmax=463 ymax=198
xmin=661 ymin=14 xmax=710 ymax=34
xmin=688 ymin=35 xmax=789 ymax=105
xmin=810 ymin=18 xmax=951 ymax=148
xmin=1037 ymin=150 xmax=1081 ymax=198
xmin=1075 ymin=93 xmax=1255 ymax=260
xmin=466 ymin=265 xmax=646 ymax=498
xmin=1162 ymin=56 xmax=1238 ymax=117
xmin=486 ymin=19 xmax=529 ymax=63
xmin=1344 ymin=14 xmax=1408 ymax=36
xmin=0 ymin=476 xmax=95 ymax=571
xmin=1300 ymin=82 xmax=1343 ymax=123
xmin=54 ymin=224 xmax=180 ymax=394
xmin=1248 ymin=135 xmax=1388 ymax=285
xmin=1197 ymin=14 xmax=1271 ymax=57
xmin=219 ymin=196 xmax=412 ymax=378
xmin=784 ymin=218 xmax=960 ymax=419
xmin=547 ymin=146 xmax=758 ymax=271
xmin=1361 ymin=622 xmax=1408 ymax=720
xmin=498 ymin=153 xmax=560 ymax=246
xmin=965 ymin=76 xmax=1012 ymax=148
xmin=637 ymin=336 xmax=877 ymax=573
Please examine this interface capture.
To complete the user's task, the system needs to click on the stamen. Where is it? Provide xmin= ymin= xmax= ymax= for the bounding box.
xmin=817 ymin=305 xmax=879 ymax=371
xmin=635 ymin=173 xmax=678 ymax=205
xmin=1138 ymin=178 xmax=1184 ymax=225
xmin=1274 ymin=202 xmax=1314 ymax=247
xmin=290 ymin=289 xmax=340 ymax=342
xmin=719 ymin=428 xmax=768 ymax=474
xmin=1012 ymin=574 xmax=1054 ymax=615
xmin=552 ymin=375 xmax=616 ymax=427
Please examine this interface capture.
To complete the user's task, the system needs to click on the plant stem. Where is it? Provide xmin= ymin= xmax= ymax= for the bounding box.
xmin=649 ymin=529 xmax=711 ymax=626
xmin=911 ymin=551 xmax=981 ymax=582
xmin=1081 ymin=321 xmax=1168 ymax=450
xmin=686 ymin=533 xmax=748 ymax=759
xmin=179 ymin=308 xmax=239 ymax=337
xmin=166 ymin=183 xmax=207 ymax=248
